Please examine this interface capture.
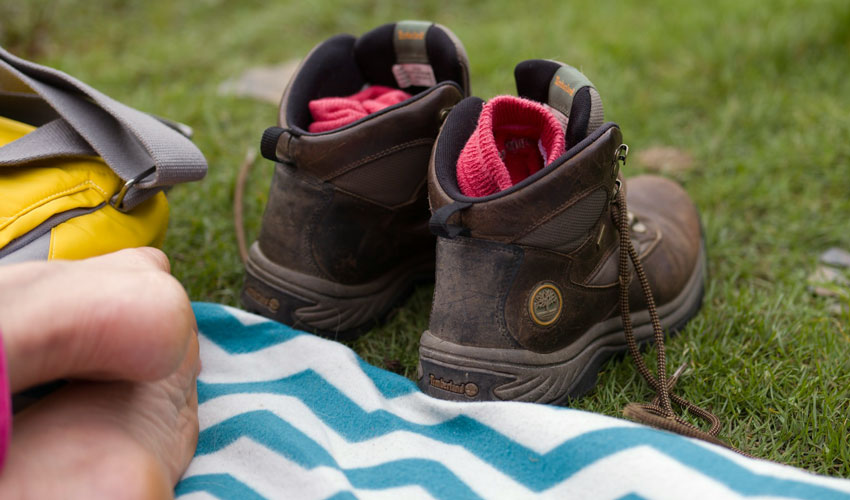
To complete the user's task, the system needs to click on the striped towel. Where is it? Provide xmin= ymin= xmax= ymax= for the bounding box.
xmin=176 ymin=303 xmax=850 ymax=500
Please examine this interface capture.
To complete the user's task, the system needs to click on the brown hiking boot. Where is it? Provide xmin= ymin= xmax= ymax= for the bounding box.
xmin=242 ymin=21 xmax=470 ymax=339
xmin=419 ymin=60 xmax=706 ymax=407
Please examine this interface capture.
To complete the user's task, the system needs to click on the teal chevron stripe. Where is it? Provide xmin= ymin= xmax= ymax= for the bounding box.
xmin=193 ymin=303 xmax=302 ymax=354
xmin=175 ymin=473 xmax=265 ymax=499
xmin=356 ymin=357 xmax=418 ymax=398
xmin=197 ymin=410 xmax=481 ymax=500
xmin=196 ymin=374 xmax=850 ymax=499
xmin=347 ymin=458 xmax=481 ymax=500
xmin=194 ymin=302 xmax=418 ymax=398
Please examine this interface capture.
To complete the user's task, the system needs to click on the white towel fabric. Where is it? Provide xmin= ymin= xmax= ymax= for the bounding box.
xmin=176 ymin=303 xmax=850 ymax=500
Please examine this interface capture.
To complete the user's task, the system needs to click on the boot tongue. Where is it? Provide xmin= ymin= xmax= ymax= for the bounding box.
xmin=456 ymin=95 xmax=566 ymax=197
xmin=514 ymin=60 xmax=604 ymax=149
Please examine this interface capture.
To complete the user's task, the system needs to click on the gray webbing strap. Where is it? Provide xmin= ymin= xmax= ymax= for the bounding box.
xmin=0 ymin=46 xmax=207 ymax=211
xmin=0 ymin=118 xmax=97 ymax=163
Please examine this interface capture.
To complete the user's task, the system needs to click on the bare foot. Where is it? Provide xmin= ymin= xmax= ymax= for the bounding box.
xmin=0 ymin=248 xmax=200 ymax=499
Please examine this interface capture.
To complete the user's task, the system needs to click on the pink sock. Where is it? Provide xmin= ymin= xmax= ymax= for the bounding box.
xmin=308 ymin=85 xmax=412 ymax=133
xmin=0 ymin=329 xmax=10 ymax=472
xmin=457 ymin=96 xmax=565 ymax=197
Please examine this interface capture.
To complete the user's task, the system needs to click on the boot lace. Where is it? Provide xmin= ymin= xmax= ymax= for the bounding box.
xmin=610 ymin=157 xmax=751 ymax=456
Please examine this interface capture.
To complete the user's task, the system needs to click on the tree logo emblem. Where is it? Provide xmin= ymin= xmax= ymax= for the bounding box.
xmin=529 ymin=283 xmax=563 ymax=326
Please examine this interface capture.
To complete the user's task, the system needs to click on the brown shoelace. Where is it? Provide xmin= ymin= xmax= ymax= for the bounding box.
xmin=611 ymin=183 xmax=751 ymax=456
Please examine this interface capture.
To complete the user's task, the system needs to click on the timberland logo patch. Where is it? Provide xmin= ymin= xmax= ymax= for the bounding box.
xmin=245 ymin=287 xmax=279 ymax=313
xmin=398 ymin=29 xmax=425 ymax=40
xmin=554 ymin=75 xmax=575 ymax=96
xmin=529 ymin=283 xmax=562 ymax=326
xmin=429 ymin=374 xmax=479 ymax=398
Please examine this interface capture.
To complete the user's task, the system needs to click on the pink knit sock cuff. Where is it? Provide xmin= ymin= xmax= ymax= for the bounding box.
xmin=0 ymin=329 xmax=10 ymax=472
xmin=457 ymin=95 xmax=566 ymax=197
xmin=308 ymin=85 xmax=412 ymax=133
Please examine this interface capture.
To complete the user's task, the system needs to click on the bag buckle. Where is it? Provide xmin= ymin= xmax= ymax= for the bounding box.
xmin=112 ymin=166 xmax=157 ymax=211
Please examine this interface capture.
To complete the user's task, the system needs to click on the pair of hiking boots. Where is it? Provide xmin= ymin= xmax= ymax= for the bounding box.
xmin=242 ymin=21 xmax=719 ymax=443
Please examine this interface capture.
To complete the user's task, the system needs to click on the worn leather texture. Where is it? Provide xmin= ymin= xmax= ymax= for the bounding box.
xmin=257 ymin=84 xmax=463 ymax=285
xmin=257 ymin=163 xmax=437 ymax=285
xmin=614 ymin=175 xmax=703 ymax=313
xmin=429 ymin=237 xmax=525 ymax=349
xmin=428 ymin=121 xmax=703 ymax=353
xmin=428 ymin=125 xmax=623 ymax=242
xmin=280 ymin=84 xmax=463 ymax=208
xmin=257 ymin=163 xmax=331 ymax=279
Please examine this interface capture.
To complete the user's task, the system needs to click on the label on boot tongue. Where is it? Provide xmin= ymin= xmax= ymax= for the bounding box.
xmin=547 ymin=65 xmax=595 ymax=119
xmin=392 ymin=64 xmax=436 ymax=88
xmin=392 ymin=20 xmax=437 ymax=88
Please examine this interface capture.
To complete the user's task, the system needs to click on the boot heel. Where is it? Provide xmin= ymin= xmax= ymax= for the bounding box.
xmin=243 ymin=242 xmax=434 ymax=340
xmin=417 ymin=345 xmax=515 ymax=402
xmin=242 ymin=268 xmax=313 ymax=332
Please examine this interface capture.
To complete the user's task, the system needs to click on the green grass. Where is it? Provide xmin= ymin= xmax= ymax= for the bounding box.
xmin=4 ymin=0 xmax=849 ymax=476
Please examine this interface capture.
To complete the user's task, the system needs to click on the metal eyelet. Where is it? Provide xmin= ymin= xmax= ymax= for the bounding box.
xmin=612 ymin=143 xmax=629 ymax=179
xmin=438 ymin=107 xmax=453 ymax=123
xmin=612 ymin=179 xmax=622 ymax=202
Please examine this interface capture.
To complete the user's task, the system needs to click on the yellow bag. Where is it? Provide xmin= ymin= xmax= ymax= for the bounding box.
xmin=0 ymin=46 xmax=206 ymax=263
xmin=0 ymin=116 xmax=169 ymax=261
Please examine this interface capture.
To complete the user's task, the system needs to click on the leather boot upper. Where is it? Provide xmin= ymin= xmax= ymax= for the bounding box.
xmin=256 ymin=22 xmax=469 ymax=285
xmin=427 ymin=69 xmax=702 ymax=354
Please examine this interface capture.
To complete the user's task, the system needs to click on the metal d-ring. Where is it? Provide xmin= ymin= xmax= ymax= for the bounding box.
xmin=111 ymin=166 xmax=157 ymax=211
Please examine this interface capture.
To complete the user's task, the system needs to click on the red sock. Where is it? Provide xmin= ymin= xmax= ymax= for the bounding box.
xmin=457 ymin=96 xmax=565 ymax=197
xmin=308 ymin=85 xmax=412 ymax=133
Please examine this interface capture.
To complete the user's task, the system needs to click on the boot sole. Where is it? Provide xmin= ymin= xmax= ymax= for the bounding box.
xmin=242 ymin=242 xmax=434 ymax=340
xmin=417 ymin=244 xmax=706 ymax=404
